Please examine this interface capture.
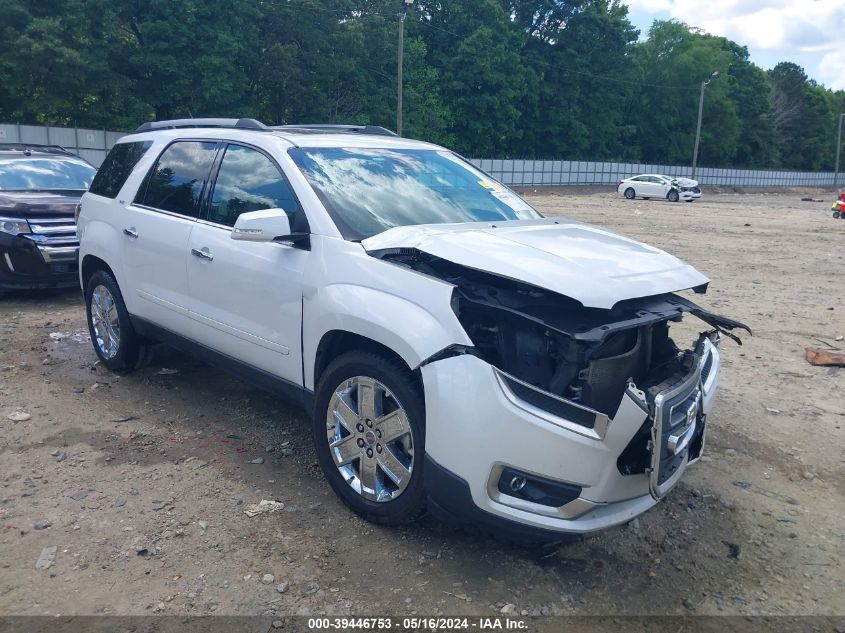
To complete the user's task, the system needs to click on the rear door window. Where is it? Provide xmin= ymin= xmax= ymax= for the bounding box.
xmin=89 ymin=141 xmax=153 ymax=198
xmin=136 ymin=141 xmax=218 ymax=218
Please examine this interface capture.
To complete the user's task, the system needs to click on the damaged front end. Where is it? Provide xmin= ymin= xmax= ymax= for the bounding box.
xmin=375 ymin=248 xmax=749 ymax=501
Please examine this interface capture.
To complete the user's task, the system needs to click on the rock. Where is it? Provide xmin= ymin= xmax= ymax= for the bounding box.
xmin=243 ymin=500 xmax=284 ymax=517
xmin=724 ymin=448 xmax=736 ymax=456
xmin=500 ymin=604 xmax=517 ymax=615
xmin=265 ymin=446 xmax=276 ymax=453
xmin=722 ymin=541 xmax=741 ymax=559
xmin=70 ymin=490 xmax=89 ymax=501
xmin=112 ymin=498 xmax=127 ymax=508
xmin=262 ymin=574 xmax=275 ymax=585
xmin=280 ymin=448 xmax=295 ymax=457
xmin=802 ymin=471 xmax=815 ymax=481
xmin=157 ymin=368 xmax=179 ymax=375
xmin=50 ymin=449 xmax=61 ymax=457
xmin=7 ymin=411 xmax=31 ymax=422
xmin=628 ymin=518 xmax=640 ymax=530
xmin=303 ymin=583 xmax=320 ymax=596
xmin=682 ymin=598 xmax=695 ymax=610
xmin=272 ymin=621 xmax=283 ymax=629
xmin=34 ymin=520 xmax=52 ymax=530
xmin=691 ymin=488 xmax=702 ymax=498
xmin=250 ymin=457 xmax=265 ymax=465
xmin=35 ymin=546 xmax=57 ymax=571
xmin=276 ymin=582 xmax=289 ymax=593
xmin=56 ymin=452 xmax=66 ymax=462
xmin=198 ymin=520 xmax=209 ymax=531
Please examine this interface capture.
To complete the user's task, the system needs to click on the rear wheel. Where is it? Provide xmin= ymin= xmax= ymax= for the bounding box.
xmin=667 ymin=189 xmax=680 ymax=202
xmin=313 ymin=351 xmax=426 ymax=525
xmin=624 ymin=188 xmax=635 ymax=199
xmin=834 ymin=211 xmax=842 ymax=219
xmin=84 ymin=270 xmax=143 ymax=371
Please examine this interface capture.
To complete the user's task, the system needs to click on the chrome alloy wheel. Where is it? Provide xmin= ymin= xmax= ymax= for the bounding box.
xmin=326 ymin=376 xmax=415 ymax=502
xmin=90 ymin=284 xmax=120 ymax=359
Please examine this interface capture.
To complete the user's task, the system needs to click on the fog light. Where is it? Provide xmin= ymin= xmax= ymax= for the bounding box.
xmin=509 ymin=476 xmax=527 ymax=492
xmin=496 ymin=467 xmax=582 ymax=508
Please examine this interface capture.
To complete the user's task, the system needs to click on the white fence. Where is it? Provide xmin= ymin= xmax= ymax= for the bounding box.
xmin=1 ymin=122 xmax=837 ymax=187
xmin=0 ymin=122 xmax=123 ymax=167
xmin=469 ymin=158 xmax=836 ymax=188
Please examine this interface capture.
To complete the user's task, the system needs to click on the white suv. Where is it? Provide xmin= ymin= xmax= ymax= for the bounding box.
xmin=78 ymin=119 xmax=747 ymax=541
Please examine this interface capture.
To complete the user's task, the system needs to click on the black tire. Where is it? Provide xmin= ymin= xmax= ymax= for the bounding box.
xmin=667 ymin=189 xmax=680 ymax=202
xmin=84 ymin=269 xmax=144 ymax=372
xmin=624 ymin=187 xmax=635 ymax=200
xmin=313 ymin=350 xmax=426 ymax=525
xmin=835 ymin=211 xmax=842 ymax=219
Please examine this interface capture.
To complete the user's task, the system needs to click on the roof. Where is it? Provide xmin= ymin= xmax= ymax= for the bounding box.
xmin=122 ymin=119 xmax=440 ymax=150
xmin=0 ymin=143 xmax=81 ymax=158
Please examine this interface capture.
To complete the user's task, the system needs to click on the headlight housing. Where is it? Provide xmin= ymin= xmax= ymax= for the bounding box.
xmin=0 ymin=216 xmax=30 ymax=236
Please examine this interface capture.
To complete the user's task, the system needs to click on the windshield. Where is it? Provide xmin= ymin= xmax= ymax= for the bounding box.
xmin=288 ymin=147 xmax=542 ymax=240
xmin=0 ymin=156 xmax=96 ymax=191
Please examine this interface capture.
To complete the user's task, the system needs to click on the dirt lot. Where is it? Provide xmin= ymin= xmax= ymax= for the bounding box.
xmin=1 ymin=191 xmax=843 ymax=621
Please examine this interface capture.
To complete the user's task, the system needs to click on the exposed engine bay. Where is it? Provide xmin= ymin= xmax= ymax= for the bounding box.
xmin=372 ymin=248 xmax=750 ymax=418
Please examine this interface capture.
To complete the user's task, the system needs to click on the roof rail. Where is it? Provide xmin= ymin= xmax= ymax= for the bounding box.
xmin=272 ymin=124 xmax=398 ymax=137
xmin=0 ymin=142 xmax=77 ymax=156
xmin=133 ymin=118 xmax=268 ymax=133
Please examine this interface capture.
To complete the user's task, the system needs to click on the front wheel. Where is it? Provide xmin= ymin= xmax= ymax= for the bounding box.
xmin=624 ymin=188 xmax=636 ymax=200
xmin=835 ymin=211 xmax=842 ymax=219
xmin=313 ymin=351 xmax=426 ymax=525
xmin=667 ymin=189 xmax=680 ymax=202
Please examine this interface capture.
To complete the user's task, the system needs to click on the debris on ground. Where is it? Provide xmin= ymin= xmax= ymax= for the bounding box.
xmin=157 ymin=368 xmax=179 ymax=375
xmin=243 ymin=500 xmax=285 ymax=518
xmin=35 ymin=546 xmax=57 ymax=571
xmin=805 ymin=347 xmax=845 ymax=367
xmin=7 ymin=410 xmax=31 ymax=422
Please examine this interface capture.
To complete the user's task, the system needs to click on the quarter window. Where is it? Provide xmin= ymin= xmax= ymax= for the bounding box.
xmin=136 ymin=141 xmax=217 ymax=218
xmin=89 ymin=141 xmax=152 ymax=198
xmin=208 ymin=144 xmax=298 ymax=227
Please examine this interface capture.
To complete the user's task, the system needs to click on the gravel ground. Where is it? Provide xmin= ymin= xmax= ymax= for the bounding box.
xmin=0 ymin=191 xmax=843 ymax=619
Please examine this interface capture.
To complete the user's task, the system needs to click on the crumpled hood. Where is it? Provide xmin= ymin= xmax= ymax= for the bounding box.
xmin=673 ymin=177 xmax=698 ymax=187
xmin=362 ymin=219 xmax=709 ymax=309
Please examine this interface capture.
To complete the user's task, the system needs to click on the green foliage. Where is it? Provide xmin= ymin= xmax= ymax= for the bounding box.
xmin=1 ymin=1 xmax=842 ymax=169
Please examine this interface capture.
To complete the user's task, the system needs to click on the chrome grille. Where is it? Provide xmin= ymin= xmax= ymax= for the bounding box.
xmin=23 ymin=216 xmax=79 ymax=263
xmin=25 ymin=217 xmax=78 ymax=246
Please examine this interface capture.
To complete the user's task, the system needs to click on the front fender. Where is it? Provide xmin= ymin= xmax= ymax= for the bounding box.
xmin=303 ymin=282 xmax=472 ymax=391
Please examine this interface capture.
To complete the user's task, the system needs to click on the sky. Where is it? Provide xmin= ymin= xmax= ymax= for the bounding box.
xmin=622 ymin=0 xmax=845 ymax=91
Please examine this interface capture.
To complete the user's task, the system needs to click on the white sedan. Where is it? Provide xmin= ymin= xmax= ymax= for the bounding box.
xmin=618 ymin=174 xmax=701 ymax=202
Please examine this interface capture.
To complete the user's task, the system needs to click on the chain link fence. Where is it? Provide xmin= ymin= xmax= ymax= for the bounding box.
xmin=1 ymin=122 xmax=837 ymax=187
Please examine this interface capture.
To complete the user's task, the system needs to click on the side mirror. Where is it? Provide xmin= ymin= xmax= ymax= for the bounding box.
xmin=230 ymin=209 xmax=291 ymax=242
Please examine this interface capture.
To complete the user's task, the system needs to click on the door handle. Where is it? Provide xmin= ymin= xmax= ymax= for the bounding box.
xmin=123 ymin=227 xmax=138 ymax=239
xmin=191 ymin=247 xmax=214 ymax=261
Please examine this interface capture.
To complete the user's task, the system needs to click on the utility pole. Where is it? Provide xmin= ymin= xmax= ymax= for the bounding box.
xmin=691 ymin=71 xmax=718 ymax=180
xmin=397 ymin=0 xmax=413 ymax=137
xmin=835 ymin=113 xmax=844 ymax=189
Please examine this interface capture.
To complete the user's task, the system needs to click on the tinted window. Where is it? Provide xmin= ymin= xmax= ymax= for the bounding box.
xmin=0 ymin=155 xmax=96 ymax=191
xmin=137 ymin=141 xmax=217 ymax=217
xmin=90 ymin=141 xmax=153 ymax=198
xmin=289 ymin=147 xmax=541 ymax=240
xmin=208 ymin=144 xmax=298 ymax=227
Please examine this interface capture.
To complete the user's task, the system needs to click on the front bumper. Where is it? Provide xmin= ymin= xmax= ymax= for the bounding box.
xmin=0 ymin=231 xmax=79 ymax=290
xmin=421 ymin=338 xmax=719 ymax=536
